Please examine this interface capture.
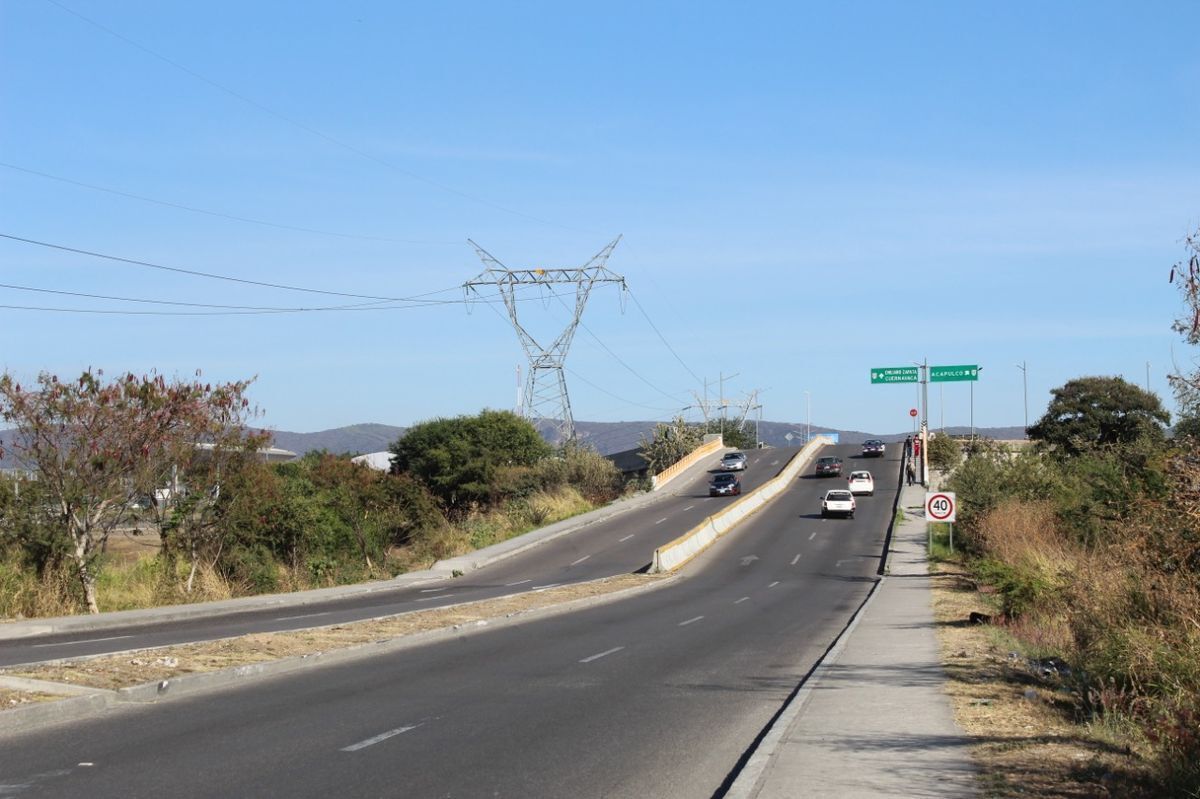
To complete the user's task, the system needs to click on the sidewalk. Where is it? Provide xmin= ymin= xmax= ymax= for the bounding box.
xmin=727 ymin=480 xmax=978 ymax=798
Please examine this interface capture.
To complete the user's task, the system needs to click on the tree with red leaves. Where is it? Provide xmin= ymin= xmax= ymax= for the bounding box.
xmin=0 ymin=369 xmax=263 ymax=613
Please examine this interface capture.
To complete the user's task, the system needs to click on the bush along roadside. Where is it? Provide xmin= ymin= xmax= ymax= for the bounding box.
xmin=0 ymin=406 xmax=633 ymax=619
xmin=934 ymin=422 xmax=1200 ymax=796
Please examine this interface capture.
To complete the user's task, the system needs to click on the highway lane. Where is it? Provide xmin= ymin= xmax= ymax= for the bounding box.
xmin=0 ymin=446 xmax=795 ymax=667
xmin=0 ymin=445 xmax=899 ymax=798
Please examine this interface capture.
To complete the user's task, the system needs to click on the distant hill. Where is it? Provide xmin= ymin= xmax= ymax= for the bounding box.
xmin=264 ymin=423 xmax=405 ymax=457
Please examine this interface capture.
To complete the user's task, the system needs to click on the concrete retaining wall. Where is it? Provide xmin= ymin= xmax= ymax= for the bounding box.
xmin=650 ymin=435 xmax=724 ymax=491
xmin=650 ymin=437 xmax=832 ymax=572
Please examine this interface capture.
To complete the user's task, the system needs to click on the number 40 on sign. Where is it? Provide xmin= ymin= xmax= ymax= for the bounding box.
xmin=925 ymin=491 xmax=956 ymax=522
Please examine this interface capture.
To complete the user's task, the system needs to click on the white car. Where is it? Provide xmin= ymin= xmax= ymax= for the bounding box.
xmin=821 ymin=489 xmax=856 ymax=518
xmin=847 ymin=470 xmax=874 ymax=496
xmin=720 ymin=452 xmax=748 ymax=471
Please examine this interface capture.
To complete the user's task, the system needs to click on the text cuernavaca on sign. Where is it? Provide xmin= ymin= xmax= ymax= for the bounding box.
xmin=870 ymin=367 xmax=919 ymax=384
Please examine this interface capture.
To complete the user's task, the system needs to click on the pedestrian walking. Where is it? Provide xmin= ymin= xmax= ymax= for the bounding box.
xmin=906 ymin=462 xmax=915 ymax=486
xmin=904 ymin=435 xmax=913 ymax=457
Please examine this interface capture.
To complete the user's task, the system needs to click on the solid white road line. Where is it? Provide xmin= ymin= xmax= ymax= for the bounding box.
xmin=505 ymin=579 xmax=532 ymax=586
xmin=768 ymin=581 xmax=780 ymax=588
xmin=341 ymin=724 xmax=420 ymax=752
xmin=790 ymin=554 xmax=801 ymax=566
xmin=570 ymin=555 xmax=591 ymax=566
xmin=415 ymin=595 xmax=456 ymax=602
xmin=679 ymin=616 xmax=704 ymax=626
xmin=32 ymin=635 xmax=132 ymax=648
xmin=734 ymin=597 xmax=749 ymax=604
xmin=275 ymin=611 xmax=332 ymax=621
xmin=618 ymin=534 xmax=635 ymax=542
xmin=579 ymin=646 xmax=625 ymax=663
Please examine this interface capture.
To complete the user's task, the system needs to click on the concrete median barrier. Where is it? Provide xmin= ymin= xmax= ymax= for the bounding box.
xmin=650 ymin=437 xmax=831 ymax=573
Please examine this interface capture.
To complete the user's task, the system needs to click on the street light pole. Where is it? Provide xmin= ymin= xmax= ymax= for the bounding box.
xmin=804 ymin=390 xmax=811 ymax=443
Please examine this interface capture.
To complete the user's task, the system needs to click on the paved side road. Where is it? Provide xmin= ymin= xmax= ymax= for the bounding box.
xmin=727 ymin=480 xmax=979 ymax=798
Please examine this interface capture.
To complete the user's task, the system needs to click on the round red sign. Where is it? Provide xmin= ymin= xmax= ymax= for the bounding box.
xmin=909 ymin=408 xmax=918 ymax=417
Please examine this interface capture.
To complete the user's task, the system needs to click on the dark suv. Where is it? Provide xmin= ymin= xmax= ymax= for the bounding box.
xmin=814 ymin=456 xmax=843 ymax=477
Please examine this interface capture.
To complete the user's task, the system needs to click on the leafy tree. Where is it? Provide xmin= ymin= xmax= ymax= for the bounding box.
xmin=0 ymin=369 xmax=260 ymax=613
xmin=927 ymin=433 xmax=962 ymax=471
xmin=720 ymin=421 xmax=757 ymax=450
xmin=1027 ymin=376 xmax=1169 ymax=458
xmin=639 ymin=416 xmax=703 ymax=475
xmin=390 ymin=410 xmax=550 ymax=513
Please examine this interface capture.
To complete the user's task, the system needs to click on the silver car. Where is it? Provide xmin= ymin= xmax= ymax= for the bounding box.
xmin=720 ymin=452 xmax=748 ymax=471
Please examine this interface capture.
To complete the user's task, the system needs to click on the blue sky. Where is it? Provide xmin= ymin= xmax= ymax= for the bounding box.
xmin=2 ymin=1 xmax=1197 ymax=437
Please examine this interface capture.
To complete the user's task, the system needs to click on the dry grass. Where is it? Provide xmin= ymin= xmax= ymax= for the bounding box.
xmin=0 ymin=689 xmax=60 ymax=708
xmin=930 ymin=562 xmax=1153 ymax=797
xmin=3 ymin=573 xmax=664 ymax=695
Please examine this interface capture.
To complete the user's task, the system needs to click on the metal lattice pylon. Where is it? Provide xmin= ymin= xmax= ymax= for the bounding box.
xmin=464 ymin=237 xmax=625 ymax=443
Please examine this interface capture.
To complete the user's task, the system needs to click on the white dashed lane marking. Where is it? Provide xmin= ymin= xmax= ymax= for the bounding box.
xmin=419 ymin=588 xmax=446 ymax=593
xmin=415 ymin=595 xmax=456 ymax=602
xmin=580 ymin=646 xmax=624 ymax=664
xmin=683 ymin=505 xmax=695 ymax=511
xmin=275 ymin=612 xmax=331 ymax=621
xmin=505 ymin=580 xmax=531 ymax=586
xmin=570 ymin=555 xmax=591 ymax=566
xmin=33 ymin=635 xmax=132 ymax=648
xmin=341 ymin=725 xmax=420 ymax=752
xmin=808 ymin=532 xmax=817 ymax=541
xmin=618 ymin=534 xmax=635 ymax=542
xmin=791 ymin=554 xmax=801 ymax=565
xmin=768 ymin=581 xmax=780 ymax=588
xmin=655 ymin=518 xmax=668 ymax=525
xmin=679 ymin=616 xmax=704 ymax=626
xmin=734 ymin=597 xmax=749 ymax=604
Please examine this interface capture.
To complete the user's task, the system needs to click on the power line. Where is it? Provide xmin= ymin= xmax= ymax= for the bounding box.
xmin=42 ymin=0 xmax=589 ymax=233
xmin=0 ymin=162 xmax=456 ymax=245
xmin=0 ymin=232 xmax=453 ymax=302
xmin=625 ymin=287 xmax=704 ymax=386
xmin=0 ymin=281 xmax=402 ymax=312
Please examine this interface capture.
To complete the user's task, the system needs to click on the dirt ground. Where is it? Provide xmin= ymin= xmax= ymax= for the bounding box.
xmin=3 ymin=573 xmax=665 ymax=694
xmin=929 ymin=563 xmax=1153 ymax=798
xmin=0 ymin=689 xmax=59 ymax=708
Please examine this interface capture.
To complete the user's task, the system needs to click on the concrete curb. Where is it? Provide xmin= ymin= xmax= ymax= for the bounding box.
xmin=0 ymin=452 xmax=721 ymax=642
xmin=650 ymin=437 xmax=830 ymax=572
xmin=0 ymin=573 xmax=681 ymax=737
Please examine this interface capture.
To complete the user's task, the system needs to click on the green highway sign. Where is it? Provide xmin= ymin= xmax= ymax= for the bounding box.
xmin=870 ymin=367 xmax=919 ymax=384
xmin=930 ymin=364 xmax=979 ymax=382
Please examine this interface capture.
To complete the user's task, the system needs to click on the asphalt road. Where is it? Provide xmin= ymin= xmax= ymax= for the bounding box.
xmin=0 ymin=447 xmax=793 ymax=668
xmin=0 ymin=445 xmax=899 ymax=798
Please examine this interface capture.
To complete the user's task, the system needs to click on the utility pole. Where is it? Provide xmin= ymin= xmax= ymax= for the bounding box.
xmin=718 ymin=371 xmax=739 ymax=440
xmin=464 ymin=238 xmax=626 ymax=443
xmin=1016 ymin=361 xmax=1028 ymax=434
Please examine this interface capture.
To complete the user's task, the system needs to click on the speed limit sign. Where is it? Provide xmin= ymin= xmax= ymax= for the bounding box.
xmin=925 ymin=492 xmax=957 ymax=522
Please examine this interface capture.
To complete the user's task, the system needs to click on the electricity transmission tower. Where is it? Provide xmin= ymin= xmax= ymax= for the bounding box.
xmin=464 ymin=237 xmax=626 ymax=443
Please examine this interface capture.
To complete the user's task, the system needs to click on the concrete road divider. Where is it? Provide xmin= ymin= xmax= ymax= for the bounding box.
xmin=650 ymin=437 xmax=831 ymax=573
